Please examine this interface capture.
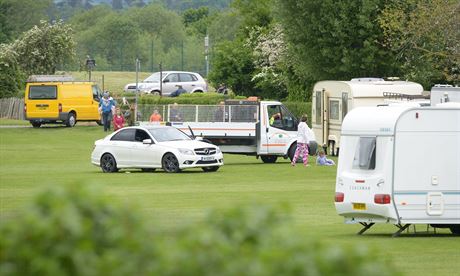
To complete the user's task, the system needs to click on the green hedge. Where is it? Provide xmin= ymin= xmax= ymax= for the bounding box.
xmin=1 ymin=184 xmax=399 ymax=276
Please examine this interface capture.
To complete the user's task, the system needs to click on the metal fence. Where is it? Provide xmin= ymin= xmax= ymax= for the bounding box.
xmin=137 ymin=104 xmax=259 ymax=123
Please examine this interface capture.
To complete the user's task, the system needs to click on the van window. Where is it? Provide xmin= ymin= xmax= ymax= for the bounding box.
xmin=352 ymin=137 xmax=376 ymax=170
xmin=92 ymin=85 xmax=101 ymax=102
xmin=29 ymin=86 xmax=57 ymax=100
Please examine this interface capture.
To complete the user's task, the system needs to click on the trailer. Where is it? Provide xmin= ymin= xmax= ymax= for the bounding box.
xmin=430 ymin=85 xmax=460 ymax=105
xmin=312 ymin=78 xmax=423 ymax=156
xmin=140 ymin=100 xmax=317 ymax=163
xmin=334 ymin=105 xmax=460 ymax=236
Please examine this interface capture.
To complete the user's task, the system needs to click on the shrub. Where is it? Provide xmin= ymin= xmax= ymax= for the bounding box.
xmin=1 ymin=185 xmax=399 ymax=276
xmin=0 ymin=184 xmax=157 ymax=276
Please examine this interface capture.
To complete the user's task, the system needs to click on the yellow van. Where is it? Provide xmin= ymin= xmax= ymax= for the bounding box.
xmin=24 ymin=75 xmax=103 ymax=128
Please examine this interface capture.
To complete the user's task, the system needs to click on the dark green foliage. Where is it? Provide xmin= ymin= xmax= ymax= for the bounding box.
xmin=0 ymin=45 xmax=25 ymax=98
xmin=1 ymin=184 xmax=399 ymax=276
xmin=208 ymin=39 xmax=260 ymax=97
xmin=0 ymin=184 xmax=157 ymax=275
xmin=276 ymin=0 xmax=402 ymax=99
xmin=283 ymin=102 xmax=311 ymax=121
xmin=136 ymin=92 xmax=230 ymax=105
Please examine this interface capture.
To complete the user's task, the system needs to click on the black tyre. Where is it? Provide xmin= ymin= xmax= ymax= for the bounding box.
xmin=202 ymin=166 xmax=219 ymax=172
xmin=141 ymin=168 xmax=156 ymax=172
xmin=65 ymin=112 xmax=76 ymax=127
xmin=100 ymin=153 xmax=118 ymax=173
xmin=450 ymin=225 xmax=460 ymax=235
xmin=30 ymin=121 xmax=41 ymax=128
xmin=288 ymin=143 xmax=297 ymax=162
xmin=162 ymin=153 xmax=181 ymax=173
xmin=261 ymin=155 xmax=278 ymax=163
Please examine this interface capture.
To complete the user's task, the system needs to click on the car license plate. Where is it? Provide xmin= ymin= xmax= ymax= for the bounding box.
xmin=201 ymin=156 xmax=215 ymax=161
xmin=352 ymin=203 xmax=366 ymax=210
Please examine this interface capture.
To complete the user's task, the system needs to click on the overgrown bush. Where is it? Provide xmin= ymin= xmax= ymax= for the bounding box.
xmin=134 ymin=93 xmax=245 ymax=105
xmin=0 ymin=44 xmax=25 ymax=98
xmin=0 ymin=185 xmax=399 ymax=276
xmin=284 ymin=102 xmax=312 ymax=121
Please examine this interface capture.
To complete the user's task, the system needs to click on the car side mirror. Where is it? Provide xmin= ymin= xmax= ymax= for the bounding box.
xmin=163 ymin=79 xmax=170 ymax=83
xmin=143 ymin=139 xmax=153 ymax=144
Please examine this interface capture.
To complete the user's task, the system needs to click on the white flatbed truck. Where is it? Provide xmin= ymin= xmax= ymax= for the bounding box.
xmin=141 ymin=99 xmax=317 ymax=163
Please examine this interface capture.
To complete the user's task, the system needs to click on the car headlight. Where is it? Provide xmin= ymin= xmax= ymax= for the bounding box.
xmin=215 ymin=148 xmax=221 ymax=154
xmin=178 ymin=148 xmax=194 ymax=155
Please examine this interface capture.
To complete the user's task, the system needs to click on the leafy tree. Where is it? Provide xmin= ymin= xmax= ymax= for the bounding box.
xmin=276 ymin=0 xmax=402 ymax=100
xmin=0 ymin=44 xmax=25 ymax=98
xmin=10 ymin=20 xmax=76 ymax=75
xmin=0 ymin=0 xmax=53 ymax=39
xmin=209 ymin=39 xmax=259 ymax=97
xmin=378 ymin=0 xmax=460 ymax=86
xmin=0 ymin=1 xmax=13 ymax=43
xmin=183 ymin=6 xmax=209 ymax=36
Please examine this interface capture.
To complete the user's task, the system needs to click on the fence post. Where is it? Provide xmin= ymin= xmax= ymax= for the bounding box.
xmin=195 ymin=105 xmax=199 ymax=122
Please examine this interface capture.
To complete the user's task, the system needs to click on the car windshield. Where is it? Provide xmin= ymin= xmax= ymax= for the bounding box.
xmin=143 ymin=72 xmax=167 ymax=83
xmin=148 ymin=127 xmax=191 ymax=142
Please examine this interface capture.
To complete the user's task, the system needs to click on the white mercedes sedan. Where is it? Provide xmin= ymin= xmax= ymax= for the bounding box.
xmin=91 ymin=126 xmax=223 ymax=173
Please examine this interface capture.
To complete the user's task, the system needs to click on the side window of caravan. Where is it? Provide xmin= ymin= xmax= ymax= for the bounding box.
xmin=352 ymin=137 xmax=376 ymax=170
xmin=329 ymin=100 xmax=340 ymax=120
xmin=342 ymin=92 xmax=348 ymax=119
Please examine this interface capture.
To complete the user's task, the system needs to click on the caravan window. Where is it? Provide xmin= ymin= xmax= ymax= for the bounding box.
xmin=353 ymin=137 xmax=376 ymax=170
xmin=329 ymin=100 xmax=340 ymax=120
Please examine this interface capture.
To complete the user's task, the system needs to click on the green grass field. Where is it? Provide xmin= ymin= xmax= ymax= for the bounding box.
xmin=0 ymin=125 xmax=459 ymax=275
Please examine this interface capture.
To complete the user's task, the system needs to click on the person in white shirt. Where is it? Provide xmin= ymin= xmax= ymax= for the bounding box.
xmin=291 ymin=114 xmax=311 ymax=167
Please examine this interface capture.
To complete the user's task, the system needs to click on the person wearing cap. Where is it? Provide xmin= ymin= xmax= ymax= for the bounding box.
xmin=99 ymin=92 xmax=116 ymax=131
xmin=170 ymin=85 xmax=187 ymax=97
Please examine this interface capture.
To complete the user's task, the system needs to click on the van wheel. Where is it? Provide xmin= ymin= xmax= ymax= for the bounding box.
xmin=65 ymin=112 xmax=76 ymax=127
xmin=288 ymin=143 xmax=297 ymax=162
xmin=450 ymin=225 xmax=460 ymax=235
xmin=202 ymin=166 xmax=219 ymax=172
xmin=162 ymin=153 xmax=181 ymax=173
xmin=261 ymin=155 xmax=278 ymax=163
xmin=30 ymin=121 xmax=41 ymax=128
xmin=100 ymin=153 xmax=118 ymax=173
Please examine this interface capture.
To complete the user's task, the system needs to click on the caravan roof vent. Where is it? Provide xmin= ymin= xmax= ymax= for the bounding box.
xmin=27 ymin=75 xmax=74 ymax=83
xmin=350 ymin=78 xmax=384 ymax=82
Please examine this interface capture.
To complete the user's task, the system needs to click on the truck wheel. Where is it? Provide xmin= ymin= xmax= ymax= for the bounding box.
xmin=288 ymin=143 xmax=297 ymax=162
xmin=30 ymin=121 xmax=41 ymax=128
xmin=450 ymin=225 xmax=460 ymax=235
xmin=202 ymin=166 xmax=219 ymax=172
xmin=261 ymin=155 xmax=278 ymax=163
xmin=100 ymin=153 xmax=118 ymax=173
xmin=65 ymin=112 xmax=76 ymax=127
xmin=162 ymin=153 xmax=181 ymax=173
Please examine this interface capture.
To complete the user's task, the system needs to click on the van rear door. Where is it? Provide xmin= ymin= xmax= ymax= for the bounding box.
xmin=26 ymin=85 xmax=59 ymax=119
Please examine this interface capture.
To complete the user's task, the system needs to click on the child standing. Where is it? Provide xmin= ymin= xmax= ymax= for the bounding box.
xmin=316 ymin=151 xmax=335 ymax=166
xmin=291 ymin=114 xmax=311 ymax=167
xmin=113 ymin=108 xmax=125 ymax=131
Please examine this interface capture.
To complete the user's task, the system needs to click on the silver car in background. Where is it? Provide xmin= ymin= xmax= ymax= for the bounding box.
xmin=124 ymin=71 xmax=208 ymax=96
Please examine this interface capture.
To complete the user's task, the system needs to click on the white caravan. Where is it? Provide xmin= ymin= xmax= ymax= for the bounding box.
xmin=335 ymin=105 xmax=460 ymax=236
xmin=430 ymin=85 xmax=460 ymax=105
xmin=140 ymin=100 xmax=317 ymax=163
xmin=312 ymin=78 xmax=423 ymax=156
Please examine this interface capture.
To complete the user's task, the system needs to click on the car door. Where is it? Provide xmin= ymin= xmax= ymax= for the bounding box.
xmin=179 ymin=73 xmax=196 ymax=92
xmin=109 ymin=129 xmax=136 ymax=166
xmin=266 ymin=104 xmax=297 ymax=155
xmin=131 ymin=129 xmax=162 ymax=167
xmin=162 ymin=73 xmax=179 ymax=96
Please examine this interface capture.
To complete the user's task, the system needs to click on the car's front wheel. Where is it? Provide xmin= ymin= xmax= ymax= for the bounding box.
xmin=162 ymin=153 xmax=181 ymax=173
xmin=202 ymin=166 xmax=219 ymax=172
xmin=100 ymin=153 xmax=118 ymax=173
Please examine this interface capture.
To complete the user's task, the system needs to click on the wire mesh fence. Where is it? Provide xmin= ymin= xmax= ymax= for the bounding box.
xmin=137 ymin=104 xmax=259 ymax=123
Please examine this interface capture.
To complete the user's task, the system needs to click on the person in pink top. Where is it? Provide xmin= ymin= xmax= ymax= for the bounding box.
xmin=113 ymin=108 xmax=125 ymax=131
